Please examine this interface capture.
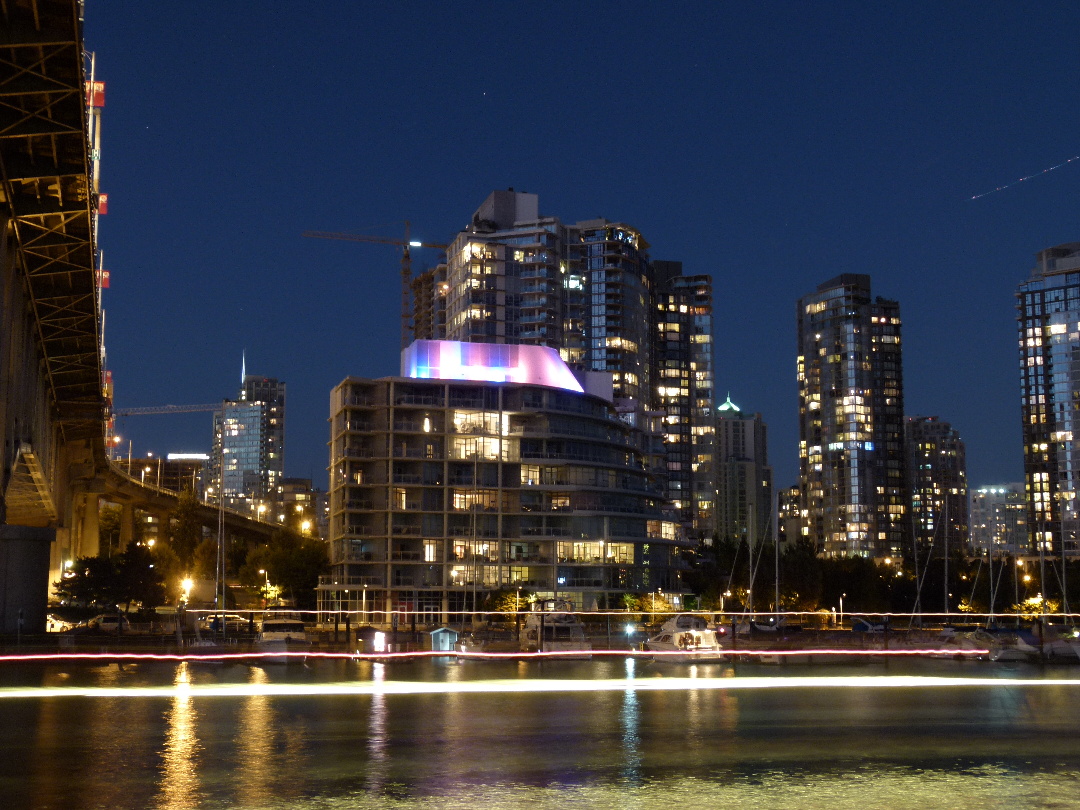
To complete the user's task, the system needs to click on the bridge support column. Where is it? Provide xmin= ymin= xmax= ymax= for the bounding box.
xmin=120 ymin=502 xmax=135 ymax=548
xmin=0 ymin=525 xmax=54 ymax=634
xmin=79 ymin=493 xmax=100 ymax=558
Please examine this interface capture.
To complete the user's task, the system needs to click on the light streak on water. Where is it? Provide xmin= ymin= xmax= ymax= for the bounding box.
xmin=0 ymin=647 xmax=991 ymax=664
xmin=2 ymin=674 xmax=1080 ymax=700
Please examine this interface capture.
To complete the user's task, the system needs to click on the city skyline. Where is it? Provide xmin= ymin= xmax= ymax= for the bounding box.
xmin=86 ymin=3 xmax=1080 ymax=491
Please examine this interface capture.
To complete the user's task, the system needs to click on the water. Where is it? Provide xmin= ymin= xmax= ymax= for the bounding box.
xmin=3 ymin=657 xmax=1080 ymax=809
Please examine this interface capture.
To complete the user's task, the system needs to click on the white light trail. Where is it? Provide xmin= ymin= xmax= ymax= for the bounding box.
xmin=1 ymin=674 xmax=1079 ymax=701
xmin=971 ymin=154 xmax=1080 ymax=200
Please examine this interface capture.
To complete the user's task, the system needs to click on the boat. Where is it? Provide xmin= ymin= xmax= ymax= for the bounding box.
xmin=988 ymin=631 xmax=1040 ymax=663
xmin=520 ymin=599 xmax=591 ymax=657
xmin=456 ymin=625 xmax=518 ymax=654
xmin=646 ymin=614 xmax=728 ymax=662
xmin=253 ymin=616 xmax=311 ymax=663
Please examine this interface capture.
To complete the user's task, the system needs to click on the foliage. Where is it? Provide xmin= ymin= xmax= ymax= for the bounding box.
xmin=98 ymin=504 xmax=122 ymax=557
xmin=166 ymin=490 xmax=204 ymax=571
xmin=261 ymin=527 xmax=329 ymax=610
xmin=622 ymin=592 xmax=674 ymax=622
xmin=52 ymin=543 xmax=166 ymax=611
xmin=478 ymin=587 xmax=533 ymax=615
xmin=192 ymin=537 xmax=219 ymax=581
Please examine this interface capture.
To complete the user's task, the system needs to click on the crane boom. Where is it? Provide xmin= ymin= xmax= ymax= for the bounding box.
xmin=113 ymin=404 xmax=221 ymax=416
xmin=302 ymin=222 xmax=447 ymax=349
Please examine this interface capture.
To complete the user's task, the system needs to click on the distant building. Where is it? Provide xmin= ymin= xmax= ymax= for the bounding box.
xmin=117 ymin=453 xmax=207 ymax=495
xmin=905 ymin=416 xmax=968 ymax=556
xmin=1017 ymin=243 xmax=1080 ymax=556
xmin=319 ymin=340 xmax=684 ymax=622
xmin=776 ymin=485 xmax=802 ymax=548
xmin=210 ymin=373 xmax=285 ymax=516
xmin=969 ymin=483 xmax=1026 ymax=556
xmin=797 ymin=274 xmax=906 ymax=558
xmin=278 ymin=477 xmax=322 ymax=537
xmin=715 ymin=396 xmax=773 ymax=546
xmin=413 ymin=190 xmax=716 ymax=538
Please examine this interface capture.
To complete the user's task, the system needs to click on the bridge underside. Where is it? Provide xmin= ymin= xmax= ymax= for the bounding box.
xmin=0 ymin=0 xmax=104 ymax=633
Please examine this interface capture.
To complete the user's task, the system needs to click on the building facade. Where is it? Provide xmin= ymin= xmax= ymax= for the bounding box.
xmin=797 ymin=274 xmax=906 ymax=558
xmin=210 ymin=375 xmax=285 ymax=516
xmin=318 ymin=340 xmax=684 ymax=622
xmin=905 ymin=416 xmax=969 ymax=557
xmin=1018 ymin=243 xmax=1080 ymax=557
xmin=715 ymin=396 xmax=773 ymax=546
xmin=969 ymin=483 xmax=1027 ymax=557
xmin=413 ymin=190 xmax=716 ymax=538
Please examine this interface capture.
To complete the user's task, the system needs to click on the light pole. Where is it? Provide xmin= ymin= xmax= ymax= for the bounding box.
xmin=839 ymin=593 xmax=846 ymax=625
xmin=362 ymin=583 xmax=368 ymax=625
xmin=258 ymin=569 xmax=270 ymax=606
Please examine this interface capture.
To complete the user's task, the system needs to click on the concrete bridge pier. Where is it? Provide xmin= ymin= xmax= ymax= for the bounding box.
xmin=0 ymin=526 xmax=54 ymax=636
xmin=78 ymin=491 xmax=101 ymax=559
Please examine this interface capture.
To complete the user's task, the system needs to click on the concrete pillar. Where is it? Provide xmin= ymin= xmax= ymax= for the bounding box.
xmin=80 ymin=492 xmax=100 ymax=558
xmin=0 ymin=525 xmax=55 ymax=633
xmin=120 ymin=502 xmax=134 ymax=547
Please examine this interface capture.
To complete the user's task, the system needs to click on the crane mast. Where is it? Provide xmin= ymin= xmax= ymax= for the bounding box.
xmin=303 ymin=222 xmax=447 ymax=349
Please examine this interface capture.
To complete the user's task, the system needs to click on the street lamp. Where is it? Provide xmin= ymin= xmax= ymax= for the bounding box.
xmin=258 ymin=569 xmax=270 ymax=605
xmin=362 ymin=583 xmax=368 ymax=625
xmin=839 ymin=592 xmax=846 ymax=624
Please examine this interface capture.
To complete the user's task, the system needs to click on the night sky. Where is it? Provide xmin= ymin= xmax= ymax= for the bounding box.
xmin=85 ymin=2 xmax=1080 ymax=491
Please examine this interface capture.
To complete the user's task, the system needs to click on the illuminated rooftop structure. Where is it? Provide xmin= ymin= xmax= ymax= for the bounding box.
xmin=402 ymin=340 xmax=583 ymax=393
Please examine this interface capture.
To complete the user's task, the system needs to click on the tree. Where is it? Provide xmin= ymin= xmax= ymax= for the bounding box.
xmin=53 ymin=555 xmax=118 ymax=608
xmin=478 ymin=587 xmax=533 ymax=615
xmin=115 ymin=543 xmax=167 ymax=610
xmin=52 ymin=544 xmax=166 ymax=611
xmin=262 ymin=527 xmax=329 ymax=610
xmin=99 ymin=503 xmax=122 ymax=557
xmin=167 ymin=490 xmax=204 ymax=570
xmin=780 ymin=538 xmax=823 ymax=611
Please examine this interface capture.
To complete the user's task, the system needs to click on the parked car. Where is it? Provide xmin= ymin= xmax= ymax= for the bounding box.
xmin=46 ymin=614 xmax=74 ymax=632
xmin=88 ymin=613 xmax=130 ymax=633
xmin=199 ymin=614 xmax=251 ymax=633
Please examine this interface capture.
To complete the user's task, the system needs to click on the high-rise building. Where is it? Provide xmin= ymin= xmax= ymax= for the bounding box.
xmin=969 ymin=483 xmax=1027 ymax=557
xmin=905 ymin=416 xmax=968 ymax=557
xmin=414 ymin=190 xmax=716 ymax=538
xmin=320 ymin=340 xmax=683 ymax=621
xmin=797 ymin=274 xmax=906 ymax=558
xmin=716 ymin=396 xmax=773 ymax=546
xmin=655 ymin=264 xmax=716 ymax=538
xmin=1018 ymin=243 xmax=1080 ymax=557
xmin=210 ymin=373 xmax=285 ymax=515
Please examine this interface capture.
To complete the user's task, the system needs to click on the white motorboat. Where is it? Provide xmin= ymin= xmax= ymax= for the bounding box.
xmin=520 ymin=599 xmax=591 ymax=657
xmin=988 ymin=631 xmax=1040 ymax=663
xmin=254 ymin=616 xmax=311 ymax=663
xmin=646 ymin=614 xmax=728 ymax=662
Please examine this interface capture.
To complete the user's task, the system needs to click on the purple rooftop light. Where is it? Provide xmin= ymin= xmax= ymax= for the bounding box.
xmin=401 ymin=340 xmax=584 ymax=393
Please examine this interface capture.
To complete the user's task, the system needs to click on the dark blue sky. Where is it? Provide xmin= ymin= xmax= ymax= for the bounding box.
xmin=86 ymin=2 xmax=1080 ymax=489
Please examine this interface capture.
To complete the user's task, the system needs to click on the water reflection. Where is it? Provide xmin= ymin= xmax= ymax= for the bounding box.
xmin=235 ymin=666 xmax=274 ymax=807
xmin=157 ymin=662 xmax=201 ymax=809
xmin=366 ymin=662 xmax=389 ymax=795
xmin=620 ymin=658 xmax=641 ymax=788
xmin=4 ymin=659 xmax=1080 ymax=809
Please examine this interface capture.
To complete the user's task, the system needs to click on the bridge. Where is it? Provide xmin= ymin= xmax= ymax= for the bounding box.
xmin=0 ymin=2 xmax=275 ymax=633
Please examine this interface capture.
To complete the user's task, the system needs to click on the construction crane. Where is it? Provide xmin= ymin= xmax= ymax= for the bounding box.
xmin=112 ymin=404 xmax=221 ymax=417
xmin=303 ymin=221 xmax=447 ymax=349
